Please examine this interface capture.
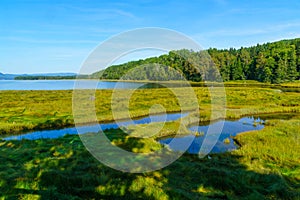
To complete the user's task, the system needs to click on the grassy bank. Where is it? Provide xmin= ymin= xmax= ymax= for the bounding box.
xmin=233 ymin=115 xmax=300 ymax=182
xmin=279 ymin=80 xmax=300 ymax=88
xmin=1 ymin=86 xmax=300 ymax=135
xmin=0 ymin=115 xmax=299 ymax=199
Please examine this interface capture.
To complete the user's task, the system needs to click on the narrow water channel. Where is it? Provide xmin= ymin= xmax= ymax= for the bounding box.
xmin=4 ymin=112 xmax=297 ymax=154
xmin=2 ymin=112 xmax=188 ymax=140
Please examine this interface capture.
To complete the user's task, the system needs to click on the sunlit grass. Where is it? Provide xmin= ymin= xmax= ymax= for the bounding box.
xmin=234 ymin=115 xmax=300 ymax=177
xmin=280 ymin=81 xmax=300 ymax=88
xmin=1 ymin=82 xmax=300 ymax=199
xmin=0 ymin=114 xmax=299 ymax=199
xmin=1 ymin=86 xmax=300 ymax=135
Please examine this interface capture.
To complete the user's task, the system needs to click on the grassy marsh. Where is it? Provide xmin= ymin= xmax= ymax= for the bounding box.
xmin=0 ymin=115 xmax=299 ymax=199
xmin=0 ymin=86 xmax=300 ymax=135
xmin=0 ymin=83 xmax=299 ymax=199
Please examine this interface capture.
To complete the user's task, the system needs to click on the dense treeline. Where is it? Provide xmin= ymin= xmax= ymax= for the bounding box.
xmin=14 ymin=76 xmax=77 ymax=80
xmin=14 ymin=75 xmax=90 ymax=80
xmin=92 ymin=38 xmax=300 ymax=83
xmin=208 ymin=38 xmax=300 ymax=83
xmin=92 ymin=50 xmax=218 ymax=82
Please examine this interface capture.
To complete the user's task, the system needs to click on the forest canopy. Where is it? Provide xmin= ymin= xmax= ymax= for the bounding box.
xmin=91 ymin=38 xmax=300 ymax=83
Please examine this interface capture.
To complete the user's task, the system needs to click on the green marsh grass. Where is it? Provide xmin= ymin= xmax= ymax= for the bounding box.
xmin=1 ymin=86 xmax=300 ymax=135
xmin=280 ymin=80 xmax=300 ymax=88
xmin=0 ymin=115 xmax=299 ymax=199
xmin=1 ymin=83 xmax=300 ymax=199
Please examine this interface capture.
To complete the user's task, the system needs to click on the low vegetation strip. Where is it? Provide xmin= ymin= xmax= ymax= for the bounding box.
xmin=0 ymin=86 xmax=299 ymax=135
xmin=0 ymin=115 xmax=299 ymax=199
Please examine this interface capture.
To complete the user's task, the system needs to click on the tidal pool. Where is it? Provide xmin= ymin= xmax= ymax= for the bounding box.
xmin=159 ymin=116 xmax=265 ymax=154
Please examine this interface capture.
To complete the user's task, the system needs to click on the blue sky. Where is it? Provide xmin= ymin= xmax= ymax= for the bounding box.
xmin=1 ymin=0 xmax=300 ymax=74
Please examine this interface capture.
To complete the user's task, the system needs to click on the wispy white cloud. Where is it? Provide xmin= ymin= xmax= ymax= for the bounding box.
xmin=9 ymin=5 xmax=139 ymax=39
xmin=213 ymin=6 xmax=300 ymax=19
xmin=272 ymin=22 xmax=300 ymax=30
xmin=65 ymin=5 xmax=139 ymax=21
xmin=212 ymin=0 xmax=227 ymax=6
xmin=0 ymin=36 xmax=99 ymax=44
xmin=272 ymin=32 xmax=300 ymax=42
xmin=190 ymin=20 xmax=300 ymax=49
xmin=205 ymin=29 xmax=266 ymax=37
xmin=51 ymin=54 xmax=76 ymax=61
xmin=194 ymin=21 xmax=300 ymax=38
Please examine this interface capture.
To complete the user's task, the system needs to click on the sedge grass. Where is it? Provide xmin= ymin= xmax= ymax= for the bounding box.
xmin=1 ymin=86 xmax=300 ymax=135
xmin=0 ymin=115 xmax=299 ymax=199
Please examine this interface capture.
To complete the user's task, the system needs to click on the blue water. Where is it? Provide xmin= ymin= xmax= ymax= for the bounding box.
xmin=0 ymin=80 xmax=146 ymax=90
xmin=2 ymin=112 xmax=188 ymax=140
xmin=2 ymin=112 xmax=265 ymax=154
xmin=159 ymin=116 xmax=264 ymax=154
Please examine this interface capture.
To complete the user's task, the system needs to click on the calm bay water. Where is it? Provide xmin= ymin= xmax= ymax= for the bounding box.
xmin=1 ymin=80 xmax=298 ymax=92
xmin=0 ymin=80 xmax=148 ymax=90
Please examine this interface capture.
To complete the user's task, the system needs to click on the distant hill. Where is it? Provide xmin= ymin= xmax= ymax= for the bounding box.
xmin=0 ymin=73 xmax=77 ymax=80
xmin=30 ymin=73 xmax=77 ymax=77
xmin=0 ymin=73 xmax=18 ymax=80
xmin=91 ymin=38 xmax=300 ymax=83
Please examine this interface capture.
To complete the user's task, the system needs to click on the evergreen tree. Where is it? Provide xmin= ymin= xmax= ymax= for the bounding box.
xmin=91 ymin=38 xmax=300 ymax=83
xmin=287 ymin=48 xmax=298 ymax=81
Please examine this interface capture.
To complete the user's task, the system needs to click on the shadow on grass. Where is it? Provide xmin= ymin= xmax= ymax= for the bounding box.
xmin=0 ymin=132 xmax=299 ymax=199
